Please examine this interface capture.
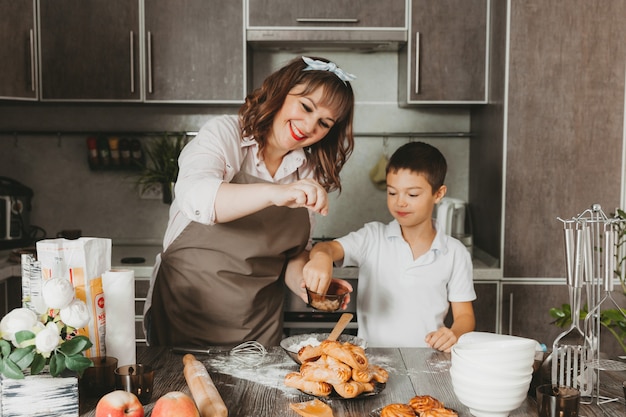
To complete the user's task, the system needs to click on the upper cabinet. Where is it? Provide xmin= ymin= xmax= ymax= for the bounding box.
xmin=246 ymin=0 xmax=407 ymax=49
xmin=0 ymin=0 xmax=38 ymax=101
xmin=143 ymin=0 xmax=245 ymax=103
xmin=36 ymin=0 xmax=245 ymax=103
xmin=38 ymin=0 xmax=141 ymax=101
xmin=398 ymin=0 xmax=489 ymax=104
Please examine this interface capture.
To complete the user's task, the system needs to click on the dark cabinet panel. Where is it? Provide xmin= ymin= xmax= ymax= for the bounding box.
xmin=144 ymin=0 xmax=245 ymax=102
xmin=248 ymin=0 xmax=406 ymax=28
xmin=399 ymin=0 xmax=488 ymax=104
xmin=0 ymin=0 xmax=38 ymax=100
xmin=39 ymin=0 xmax=141 ymax=101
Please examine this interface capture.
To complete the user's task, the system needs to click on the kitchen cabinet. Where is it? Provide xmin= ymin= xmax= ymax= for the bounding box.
xmin=248 ymin=0 xmax=406 ymax=28
xmin=38 ymin=0 xmax=141 ymax=101
xmin=500 ymin=281 xmax=565 ymax=347
xmin=246 ymin=0 xmax=407 ymax=47
xmin=0 ymin=0 xmax=38 ymax=100
xmin=144 ymin=0 xmax=246 ymax=103
xmin=398 ymin=0 xmax=489 ymax=104
xmin=470 ymin=1 xmax=626 ymax=271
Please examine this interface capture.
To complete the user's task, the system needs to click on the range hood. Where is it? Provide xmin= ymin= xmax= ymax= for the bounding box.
xmin=246 ymin=28 xmax=407 ymax=52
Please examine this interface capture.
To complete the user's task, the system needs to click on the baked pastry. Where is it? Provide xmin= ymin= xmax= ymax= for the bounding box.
xmin=284 ymin=372 xmax=332 ymax=397
xmin=321 ymin=340 xmax=368 ymax=370
xmin=380 ymin=403 xmax=416 ymax=417
xmin=300 ymin=355 xmax=351 ymax=384
xmin=408 ymin=395 xmax=444 ymax=414
xmin=332 ymin=380 xmax=375 ymax=399
xmin=297 ymin=343 xmax=324 ymax=363
xmin=352 ymin=364 xmax=389 ymax=383
xmin=420 ymin=408 xmax=458 ymax=417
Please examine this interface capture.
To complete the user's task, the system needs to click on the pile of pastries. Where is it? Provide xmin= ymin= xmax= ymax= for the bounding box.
xmin=284 ymin=339 xmax=388 ymax=399
xmin=380 ymin=395 xmax=458 ymax=417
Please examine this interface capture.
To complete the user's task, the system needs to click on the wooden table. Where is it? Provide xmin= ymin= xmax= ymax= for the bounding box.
xmin=79 ymin=346 xmax=626 ymax=417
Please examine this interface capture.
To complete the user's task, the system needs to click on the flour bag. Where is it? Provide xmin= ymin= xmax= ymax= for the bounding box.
xmin=36 ymin=237 xmax=111 ymax=357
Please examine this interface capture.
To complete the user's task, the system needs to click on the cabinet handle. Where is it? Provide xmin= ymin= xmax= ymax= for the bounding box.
xmin=296 ymin=18 xmax=359 ymax=23
xmin=414 ymin=32 xmax=420 ymax=94
xmin=129 ymin=31 xmax=135 ymax=93
xmin=147 ymin=31 xmax=153 ymax=94
xmin=508 ymin=292 xmax=513 ymax=335
xmin=29 ymin=29 xmax=35 ymax=92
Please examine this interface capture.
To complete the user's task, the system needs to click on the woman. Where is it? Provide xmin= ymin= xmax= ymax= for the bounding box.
xmin=144 ymin=56 xmax=356 ymax=347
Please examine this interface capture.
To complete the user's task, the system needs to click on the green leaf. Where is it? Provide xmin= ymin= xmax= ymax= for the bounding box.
xmin=49 ymin=353 xmax=66 ymax=377
xmin=1 ymin=358 xmax=25 ymax=379
xmin=0 ymin=339 xmax=11 ymax=357
xmin=14 ymin=330 xmax=36 ymax=345
xmin=59 ymin=336 xmax=92 ymax=356
xmin=65 ymin=355 xmax=93 ymax=376
xmin=30 ymin=353 xmax=46 ymax=375
xmin=8 ymin=347 xmax=35 ymax=370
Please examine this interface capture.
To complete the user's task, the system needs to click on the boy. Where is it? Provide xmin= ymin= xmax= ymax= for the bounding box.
xmin=303 ymin=141 xmax=476 ymax=351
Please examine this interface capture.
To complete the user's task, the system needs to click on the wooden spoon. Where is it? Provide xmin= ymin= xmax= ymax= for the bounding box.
xmin=327 ymin=312 xmax=354 ymax=342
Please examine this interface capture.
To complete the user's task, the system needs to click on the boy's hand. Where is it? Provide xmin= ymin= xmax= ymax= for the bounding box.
xmin=425 ymin=327 xmax=458 ymax=353
xmin=302 ymin=251 xmax=334 ymax=294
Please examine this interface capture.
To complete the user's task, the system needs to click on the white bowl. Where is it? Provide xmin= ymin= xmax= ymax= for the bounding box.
xmin=453 ymin=387 xmax=527 ymax=416
xmin=452 ymin=377 xmax=529 ymax=403
xmin=451 ymin=344 xmax=536 ymax=368
xmin=457 ymin=332 xmax=538 ymax=347
xmin=451 ymin=350 xmax=534 ymax=377
xmin=450 ymin=366 xmax=532 ymax=395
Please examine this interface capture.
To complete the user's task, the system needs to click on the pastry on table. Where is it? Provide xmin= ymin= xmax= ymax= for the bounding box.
xmin=380 ymin=403 xmax=416 ymax=417
xmin=419 ymin=408 xmax=458 ymax=417
xmin=408 ymin=395 xmax=444 ymax=414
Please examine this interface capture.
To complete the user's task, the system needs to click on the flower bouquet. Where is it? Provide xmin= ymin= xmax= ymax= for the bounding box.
xmin=0 ymin=278 xmax=93 ymax=379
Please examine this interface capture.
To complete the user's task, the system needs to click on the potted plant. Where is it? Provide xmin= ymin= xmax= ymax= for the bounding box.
xmin=135 ymin=133 xmax=187 ymax=204
xmin=549 ymin=208 xmax=626 ymax=354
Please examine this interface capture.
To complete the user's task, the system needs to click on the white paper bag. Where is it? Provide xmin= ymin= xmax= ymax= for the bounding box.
xmin=36 ymin=237 xmax=112 ymax=358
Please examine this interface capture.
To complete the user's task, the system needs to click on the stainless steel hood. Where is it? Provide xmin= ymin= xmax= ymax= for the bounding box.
xmin=246 ymin=29 xmax=407 ymax=51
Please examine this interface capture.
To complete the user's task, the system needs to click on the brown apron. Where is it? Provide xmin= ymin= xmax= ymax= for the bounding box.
xmin=147 ymin=171 xmax=310 ymax=347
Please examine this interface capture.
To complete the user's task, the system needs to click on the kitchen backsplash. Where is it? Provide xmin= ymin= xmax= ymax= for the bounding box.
xmin=0 ymin=51 xmax=470 ymax=244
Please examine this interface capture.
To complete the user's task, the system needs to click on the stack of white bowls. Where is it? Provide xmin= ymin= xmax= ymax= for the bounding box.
xmin=450 ymin=332 xmax=538 ymax=417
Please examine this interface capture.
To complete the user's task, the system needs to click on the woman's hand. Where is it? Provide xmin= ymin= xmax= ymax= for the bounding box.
xmin=273 ymin=179 xmax=329 ymax=215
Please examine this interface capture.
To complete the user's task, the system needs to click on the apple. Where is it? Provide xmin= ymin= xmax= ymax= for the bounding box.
xmin=95 ymin=390 xmax=144 ymax=417
xmin=151 ymin=391 xmax=199 ymax=417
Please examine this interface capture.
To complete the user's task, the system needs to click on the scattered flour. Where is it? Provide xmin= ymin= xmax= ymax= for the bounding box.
xmin=287 ymin=337 xmax=321 ymax=352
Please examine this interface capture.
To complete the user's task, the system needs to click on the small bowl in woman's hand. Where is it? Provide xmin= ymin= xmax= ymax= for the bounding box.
xmin=306 ymin=281 xmax=350 ymax=312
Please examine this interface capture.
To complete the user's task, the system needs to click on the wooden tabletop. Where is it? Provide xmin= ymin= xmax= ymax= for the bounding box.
xmin=79 ymin=346 xmax=626 ymax=417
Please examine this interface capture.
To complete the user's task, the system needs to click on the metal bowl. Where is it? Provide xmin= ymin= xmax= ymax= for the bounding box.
xmin=280 ymin=333 xmax=367 ymax=365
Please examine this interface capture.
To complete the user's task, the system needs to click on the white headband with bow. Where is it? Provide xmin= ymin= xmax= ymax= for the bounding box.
xmin=301 ymin=56 xmax=356 ymax=85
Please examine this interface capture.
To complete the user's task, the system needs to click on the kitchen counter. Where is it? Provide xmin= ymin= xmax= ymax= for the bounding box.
xmin=78 ymin=346 xmax=626 ymax=417
xmin=0 ymin=243 xmax=502 ymax=282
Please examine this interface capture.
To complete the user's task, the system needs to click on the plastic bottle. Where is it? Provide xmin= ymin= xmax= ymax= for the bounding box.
xmin=108 ymin=136 xmax=120 ymax=166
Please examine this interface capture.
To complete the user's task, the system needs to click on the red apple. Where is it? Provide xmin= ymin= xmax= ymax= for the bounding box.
xmin=95 ymin=390 xmax=144 ymax=417
xmin=151 ymin=391 xmax=199 ymax=417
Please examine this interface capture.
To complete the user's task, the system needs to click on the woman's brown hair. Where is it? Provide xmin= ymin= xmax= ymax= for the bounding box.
xmin=239 ymin=56 xmax=355 ymax=193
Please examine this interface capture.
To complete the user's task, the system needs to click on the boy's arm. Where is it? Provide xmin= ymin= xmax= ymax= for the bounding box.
xmin=303 ymin=241 xmax=345 ymax=294
xmin=425 ymin=301 xmax=475 ymax=352
xmin=449 ymin=301 xmax=476 ymax=339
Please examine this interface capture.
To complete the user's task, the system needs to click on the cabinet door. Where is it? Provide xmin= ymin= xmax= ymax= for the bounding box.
xmin=39 ymin=0 xmax=141 ymax=101
xmin=144 ymin=0 xmax=245 ymax=102
xmin=399 ymin=0 xmax=488 ymax=104
xmin=248 ymin=0 xmax=406 ymax=28
xmin=0 ymin=0 xmax=38 ymax=100
xmin=501 ymin=282 xmax=567 ymax=347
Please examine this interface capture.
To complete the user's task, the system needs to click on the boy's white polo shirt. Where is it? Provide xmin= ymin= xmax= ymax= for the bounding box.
xmin=336 ymin=219 xmax=475 ymax=348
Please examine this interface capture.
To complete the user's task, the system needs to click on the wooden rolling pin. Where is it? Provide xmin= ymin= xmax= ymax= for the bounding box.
xmin=183 ymin=354 xmax=228 ymax=417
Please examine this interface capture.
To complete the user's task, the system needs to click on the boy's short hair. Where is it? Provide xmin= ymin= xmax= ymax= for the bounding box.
xmin=386 ymin=141 xmax=447 ymax=193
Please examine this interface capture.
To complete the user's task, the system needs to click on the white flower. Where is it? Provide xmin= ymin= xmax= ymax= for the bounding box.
xmin=42 ymin=278 xmax=76 ymax=310
xmin=60 ymin=299 xmax=90 ymax=329
xmin=35 ymin=322 xmax=61 ymax=354
xmin=0 ymin=308 xmax=38 ymax=343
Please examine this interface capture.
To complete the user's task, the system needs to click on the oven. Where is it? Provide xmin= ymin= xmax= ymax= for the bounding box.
xmin=283 ymin=268 xmax=359 ymax=337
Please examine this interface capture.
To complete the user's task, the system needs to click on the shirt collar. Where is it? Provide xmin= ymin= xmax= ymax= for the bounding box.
xmin=242 ymin=138 xmax=307 ymax=179
xmin=387 ymin=219 xmax=449 ymax=256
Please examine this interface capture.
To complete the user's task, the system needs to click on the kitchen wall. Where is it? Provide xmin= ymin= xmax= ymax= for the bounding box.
xmin=0 ymin=50 xmax=470 ymax=244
